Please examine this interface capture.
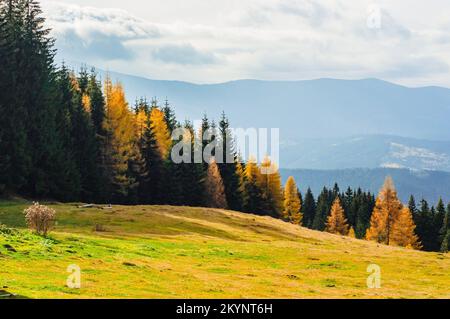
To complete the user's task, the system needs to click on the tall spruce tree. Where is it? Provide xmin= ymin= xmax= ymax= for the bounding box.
xmin=312 ymin=187 xmax=332 ymax=231
xmin=301 ymin=188 xmax=316 ymax=228
xmin=217 ymin=112 xmax=243 ymax=211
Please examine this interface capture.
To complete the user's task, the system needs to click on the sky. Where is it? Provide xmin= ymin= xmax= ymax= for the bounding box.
xmin=40 ymin=0 xmax=450 ymax=87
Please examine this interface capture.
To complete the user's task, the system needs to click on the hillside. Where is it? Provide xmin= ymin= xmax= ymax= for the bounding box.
xmin=280 ymin=167 xmax=450 ymax=203
xmin=1 ymin=200 xmax=449 ymax=299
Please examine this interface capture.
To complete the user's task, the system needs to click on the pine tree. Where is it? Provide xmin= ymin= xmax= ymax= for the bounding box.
xmin=325 ymin=198 xmax=349 ymax=235
xmin=87 ymin=69 xmax=106 ymax=136
xmin=235 ymin=160 xmax=249 ymax=210
xmin=138 ymin=108 xmax=163 ymax=204
xmin=283 ymin=176 xmax=302 ymax=224
xmin=243 ymin=157 xmax=263 ymax=214
xmin=312 ymin=187 xmax=332 ymax=231
xmin=440 ymin=203 xmax=450 ymax=250
xmin=301 ymin=188 xmax=316 ymax=228
xmin=0 ymin=0 xmax=31 ymax=193
xmin=415 ymin=199 xmax=437 ymax=251
xmin=204 ymin=158 xmax=227 ymax=209
xmin=162 ymin=99 xmax=177 ymax=134
xmin=441 ymin=230 xmax=450 ymax=253
xmin=217 ymin=112 xmax=243 ymax=211
xmin=366 ymin=177 xmax=403 ymax=245
xmin=433 ymin=198 xmax=446 ymax=250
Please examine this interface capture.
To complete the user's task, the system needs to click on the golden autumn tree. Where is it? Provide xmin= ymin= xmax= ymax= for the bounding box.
xmin=348 ymin=227 xmax=356 ymax=238
xmin=258 ymin=156 xmax=284 ymax=217
xmin=204 ymin=158 xmax=228 ymax=209
xmin=103 ymin=76 xmax=137 ymax=200
xmin=366 ymin=176 xmax=404 ymax=245
xmin=135 ymin=107 xmax=148 ymax=139
xmin=325 ymin=198 xmax=350 ymax=235
xmin=391 ymin=207 xmax=421 ymax=249
xmin=149 ymin=107 xmax=172 ymax=160
xmin=283 ymin=176 xmax=302 ymax=225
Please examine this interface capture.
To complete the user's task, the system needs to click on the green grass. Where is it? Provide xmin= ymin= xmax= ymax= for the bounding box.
xmin=0 ymin=200 xmax=449 ymax=299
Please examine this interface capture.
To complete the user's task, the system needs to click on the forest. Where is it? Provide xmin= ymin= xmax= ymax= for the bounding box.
xmin=0 ymin=0 xmax=449 ymax=253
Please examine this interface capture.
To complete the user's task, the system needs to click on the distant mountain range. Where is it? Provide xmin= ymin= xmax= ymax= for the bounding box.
xmin=280 ymin=168 xmax=450 ymax=204
xmin=73 ymin=64 xmax=450 ymax=143
xmin=280 ymin=135 xmax=450 ymax=171
xmin=68 ymin=64 xmax=450 ymax=201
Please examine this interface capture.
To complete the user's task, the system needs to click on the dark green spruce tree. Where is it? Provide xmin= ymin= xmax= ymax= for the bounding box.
xmin=217 ymin=112 xmax=243 ymax=211
xmin=301 ymin=188 xmax=316 ymax=228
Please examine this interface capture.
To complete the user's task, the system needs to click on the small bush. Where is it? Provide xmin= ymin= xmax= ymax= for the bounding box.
xmin=93 ymin=224 xmax=107 ymax=232
xmin=24 ymin=203 xmax=56 ymax=236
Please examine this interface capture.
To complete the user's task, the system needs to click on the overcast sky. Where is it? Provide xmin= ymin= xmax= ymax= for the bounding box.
xmin=41 ymin=0 xmax=450 ymax=87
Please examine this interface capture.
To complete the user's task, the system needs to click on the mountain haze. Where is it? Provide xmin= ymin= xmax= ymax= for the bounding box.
xmin=91 ymin=68 xmax=450 ymax=142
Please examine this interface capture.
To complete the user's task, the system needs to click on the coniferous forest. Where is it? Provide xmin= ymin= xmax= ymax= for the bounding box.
xmin=0 ymin=0 xmax=449 ymax=254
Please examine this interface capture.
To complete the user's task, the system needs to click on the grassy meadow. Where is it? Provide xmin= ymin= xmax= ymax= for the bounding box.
xmin=0 ymin=199 xmax=449 ymax=299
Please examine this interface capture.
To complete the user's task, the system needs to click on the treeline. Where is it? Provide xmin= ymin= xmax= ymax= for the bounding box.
xmin=0 ymin=0 xmax=449 ymax=253
xmin=300 ymin=179 xmax=449 ymax=252
xmin=0 ymin=0 xmax=284 ymax=215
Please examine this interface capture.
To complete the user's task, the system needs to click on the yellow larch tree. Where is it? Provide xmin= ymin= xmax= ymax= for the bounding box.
xmin=81 ymin=94 xmax=91 ymax=114
xmin=243 ymin=157 xmax=263 ymax=213
xmin=135 ymin=108 xmax=148 ymax=140
xmin=325 ymin=198 xmax=350 ymax=235
xmin=283 ymin=176 xmax=302 ymax=225
xmin=391 ymin=207 xmax=421 ymax=249
xmin=103 ymin=76 xmax=137 ymax=198
xmin=348 ymin=227 xmax=356 ymax=238
xmin=258 ymin=156 xmax=284 ymax=216
xmin=366 ymin=176 xmax=404 ymax=245
xmin=149 ymin=107 xmax=172 ymax=160
xmin=204 ymin=158 xmax=228 ymax=209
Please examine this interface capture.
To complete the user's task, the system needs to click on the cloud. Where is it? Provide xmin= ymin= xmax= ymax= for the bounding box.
xmin=44 ymin=1 xmax=159 ymax=62
xmin=152 ymin=44 xmax=218 ymax=65
xmin=40 ymin=0 xmax=450 ymax=87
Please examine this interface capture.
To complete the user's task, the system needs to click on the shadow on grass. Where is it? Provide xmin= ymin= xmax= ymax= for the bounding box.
xmin=0 ymin=289 xmax=29 ymax=299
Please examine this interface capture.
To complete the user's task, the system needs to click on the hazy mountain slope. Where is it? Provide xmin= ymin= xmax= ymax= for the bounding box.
xmin=95 ymin=69 xmax=450 ymax=142
xmin=280 ymin=168 xmax=450 ymax=203
xmin=280 ymin=135 xmax=450 ymax=171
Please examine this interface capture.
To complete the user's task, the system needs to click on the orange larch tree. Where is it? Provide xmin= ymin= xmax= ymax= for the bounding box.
xmin=325 ymin=198 xmax=349 ymax=235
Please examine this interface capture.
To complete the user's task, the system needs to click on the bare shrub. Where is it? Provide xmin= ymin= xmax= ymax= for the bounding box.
xmin=24 ymin=202 xmax=56 ymax=236
xmin=93 ymin=224 xmax=107 ymax=232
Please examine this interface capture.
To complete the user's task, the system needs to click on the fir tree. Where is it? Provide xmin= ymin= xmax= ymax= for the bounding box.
xmin=243 ymin=158 xmax=263 ymax=214
xmin=162 ymin=99 xmax=177 ymax=134
xmin=312 ymin=187 xmax=332 ymax=231
xmin=217 ymin=112 xmax=243 ymax=211
xmin=301 ymin=188 xmax=316 ymax=228
xmin=441 ymin=230 xmax=450 ymax=253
